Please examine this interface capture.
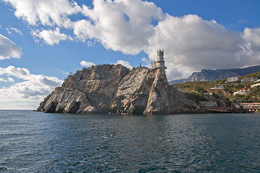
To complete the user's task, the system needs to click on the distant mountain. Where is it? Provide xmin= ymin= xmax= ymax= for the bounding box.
xmin=169 ymin=65 xmax=260 ymax=84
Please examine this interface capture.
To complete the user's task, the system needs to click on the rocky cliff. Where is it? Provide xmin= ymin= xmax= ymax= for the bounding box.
xmin=37 ymin=64 xmax=199 ymax=114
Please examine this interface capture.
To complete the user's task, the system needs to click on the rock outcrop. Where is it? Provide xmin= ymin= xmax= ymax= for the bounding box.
xmin=37 ymin=64 xmax=199 ymax=114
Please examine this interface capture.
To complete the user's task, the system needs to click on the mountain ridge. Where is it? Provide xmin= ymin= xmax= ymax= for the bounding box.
xmin=169 ymin=65 xmax=260 ymax=84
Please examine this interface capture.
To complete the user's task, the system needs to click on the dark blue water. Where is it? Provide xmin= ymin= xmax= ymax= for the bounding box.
xmin=0 ymin=111 xmax=259 ymax=172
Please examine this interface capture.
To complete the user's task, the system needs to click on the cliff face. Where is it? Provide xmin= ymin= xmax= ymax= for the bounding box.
xmin=37 ymin=64 xmax=199 ymax=114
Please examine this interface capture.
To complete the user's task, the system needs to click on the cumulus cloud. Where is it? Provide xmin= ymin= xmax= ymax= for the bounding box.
xmin=87 ymin=40 xmax=96 ymax=47
xmin=0 ymin=34 xmax=23 ymax=60
xmin=75 ymin=1 xmax=260 ymax=79
xmin=0 ymin=66 xmax=29 ymax=78
xmin=0 ymin=78 xmax=7 ymax=82
xmin=80 ymin=60 xmax=95 ymax=67
xmin=3 ymin=0 xmax=260 ymax=80
xmin=7 ymin=77 xmax=15 ymax=82
xmin=0 ymin=66 xmax=63 ymax=109
xmin=32 ymin=28 xmax=69 ymax=45
xmin=243 ymin=28 xmax=260 ymax=49
xmin=73 ymin=0 xmax=163 ymax=54
xmin=76 ymin=1 xmax=260 ymax=80
xmin=116 ymin=60 xmax=133 ymax=69
xmin=0 ymin=77 xmax=15 ymax=82
xmin=3 ymin=0 xmax=80 ymax=27
xmin=146 ymin=14 xmax=248 ymax=79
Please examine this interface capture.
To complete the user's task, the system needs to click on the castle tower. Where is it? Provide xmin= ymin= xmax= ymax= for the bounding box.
xmin=157 ymin=49 xmax=164 ymax=62
xmin=156 ymin=49 xmax=167 ymax=73
xmin=151 ymin=49 xmax=167 ymax=75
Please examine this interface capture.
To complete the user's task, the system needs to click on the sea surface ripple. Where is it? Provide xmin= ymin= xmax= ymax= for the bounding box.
xmin=0 ymin=111 xmax=259 ymax=172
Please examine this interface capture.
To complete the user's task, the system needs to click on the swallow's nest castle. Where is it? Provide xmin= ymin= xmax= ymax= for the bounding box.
xmin=151 ymin=49 xmax=167 ymax=74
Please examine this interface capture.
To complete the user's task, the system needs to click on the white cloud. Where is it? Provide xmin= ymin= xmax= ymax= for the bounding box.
xmin=243 ymin=28 xmax=260 ymax=47
xmin=146 ymin=14 xmax=247 ymax=79
xmin=0 ymin=78 xmax=7 ymax=82
xmin=80 ymin=59 xmax=133 ymax=70
xmin=87 ymin=40 xmax=96 ymax=47
xmin=0 ymin=66 xmax=29 ymax=78
xmin=116 ymin=60 xmax=133 ymax=69
xmin=73 ymin=0 xmax=163 ymax=54
xmin=0 ymin=34 xmax=23 ymax=60
xmin=0 ymin=66 xmax=63 ymax=109
xmin=6 ymin=27 xmax=23 ymax=35
xmin=141 ymin=57 xmax=151 ymax=67
xmin=0 ymin=77 xmax=14 ymax=82
xmin=72 ymin=1 xmax=260 ymax=80
xmin=3 ymin=0 xmax=80 ymax=27
xmin=3 ymin=0 xmax=260 ymax=80
xmin=7 ymin=77 xmax=15 ymax=82
xmin=32 ymin=28 xmax=68 ymax=45
xmin=240 ymin=28 xmax=260 ymax=67
xmin=80 ymin=60 xmax=95 ymax=67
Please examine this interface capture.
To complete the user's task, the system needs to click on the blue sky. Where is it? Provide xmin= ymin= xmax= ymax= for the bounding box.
xmin=0 ymin=0 xmax=260 ymax=109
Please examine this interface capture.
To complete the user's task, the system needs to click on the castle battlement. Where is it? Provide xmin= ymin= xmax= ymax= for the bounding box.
xmin=151 ymin=49 xmax=167 ymax=73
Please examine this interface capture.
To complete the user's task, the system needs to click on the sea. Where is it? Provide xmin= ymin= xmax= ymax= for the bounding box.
xmin=0 ymin=111 xmax=259 ymax=172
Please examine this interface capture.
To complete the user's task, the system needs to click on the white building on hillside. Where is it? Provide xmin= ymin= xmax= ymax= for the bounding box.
xmin=251 ymin=83 xmax=260 ymax=88
xmin=233 ymin=86 xmax=250 ymax=95
xmin=227 ymin=76 xmax=238 ymax=83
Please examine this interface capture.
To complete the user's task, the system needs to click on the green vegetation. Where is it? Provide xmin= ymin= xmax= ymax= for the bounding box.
xmin=172 ymin=72 xmax=260 ymax=103
xmin=183 ymin=92 xmax=207 ymax=104
xmin=173 ymin=79 xmax=226 ymax=93
xmin=239 ymin=71 xmax=260 ymax=79
xmin=233 ymin=86 xmax=260 ymax=102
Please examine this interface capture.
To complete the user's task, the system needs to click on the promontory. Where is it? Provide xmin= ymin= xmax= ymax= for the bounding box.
xmin=37 ymin=50 xmax=200 ymax=114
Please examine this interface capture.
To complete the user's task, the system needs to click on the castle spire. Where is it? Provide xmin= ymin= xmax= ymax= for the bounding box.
xmin=151 ymin=49 xmax=167 ymax=74
xmin=157 ymin=49 xmax=164 ymax=62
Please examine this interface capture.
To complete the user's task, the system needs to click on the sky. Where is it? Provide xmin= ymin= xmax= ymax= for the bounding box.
xmin=0 ymin=0 xmax=260 ymax=110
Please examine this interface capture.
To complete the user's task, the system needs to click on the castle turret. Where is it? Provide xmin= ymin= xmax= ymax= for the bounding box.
xmin=153 ymin=49 xmax=167 ymax=74
xmin=157 ymin=49 xmax=164 ymax=61
xmin=150 ymin=49 xmax=167 ymax=75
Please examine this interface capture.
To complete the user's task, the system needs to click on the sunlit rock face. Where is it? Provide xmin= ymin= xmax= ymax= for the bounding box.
xmin=37 ymin=64 xmax=199 ymax=114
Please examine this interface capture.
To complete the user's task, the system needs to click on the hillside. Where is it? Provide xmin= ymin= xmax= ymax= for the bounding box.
xmin=172 ymin=71 xmax=260 ymax=103
xmin=169 ymin=65 xmax=260 ymax=84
